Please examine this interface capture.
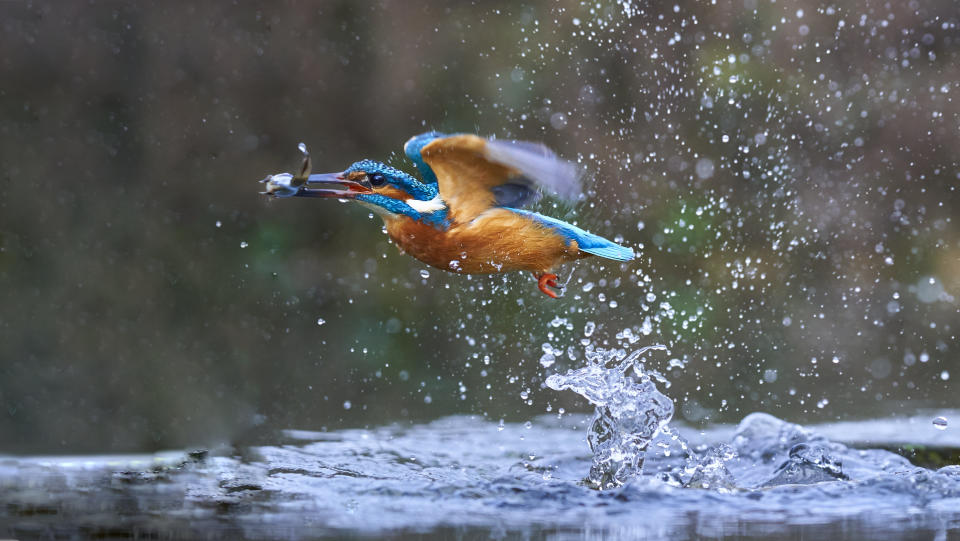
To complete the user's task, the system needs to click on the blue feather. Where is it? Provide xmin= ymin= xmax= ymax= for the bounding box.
xmin=342 ymin=160 xmax=437 ymax=200
xmin=404 ymin=132 xmax=447 ymax=185
xmin=506 ymin=208 xmax=635 ymax=261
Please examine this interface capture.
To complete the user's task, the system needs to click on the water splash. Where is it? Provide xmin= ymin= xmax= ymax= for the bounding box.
xmin=683 ymin=443 xmax=737 ymax=492
xmin=546 ymin=344 xmax=674 ymax=489
xmin=543 ymin=345 xmax=865 ymax=493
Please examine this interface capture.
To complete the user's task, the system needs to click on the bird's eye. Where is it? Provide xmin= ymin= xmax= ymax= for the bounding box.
xmin=369 ymin=173 xmax=387 ymax=187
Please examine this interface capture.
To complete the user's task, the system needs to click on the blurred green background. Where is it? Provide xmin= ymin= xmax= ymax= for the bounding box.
xmin=0 ymin=1 xmax=957 ymax=453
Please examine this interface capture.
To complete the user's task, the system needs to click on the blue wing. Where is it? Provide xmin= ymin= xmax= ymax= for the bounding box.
xmin=506 ymin=208 xmax=635 ymax=261
xmin=404 ymin=132 xmax=446 ymax=185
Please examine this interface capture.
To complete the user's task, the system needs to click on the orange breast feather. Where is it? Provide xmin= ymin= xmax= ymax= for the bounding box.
xmin=384 ymin=209 xmax=590 ymax=275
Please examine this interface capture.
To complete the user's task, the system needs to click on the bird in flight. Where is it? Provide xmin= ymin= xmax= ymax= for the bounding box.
xmin=259 ymin=132 xmax=633 ymax=298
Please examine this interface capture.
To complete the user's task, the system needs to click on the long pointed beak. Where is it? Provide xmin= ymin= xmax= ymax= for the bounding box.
xmin=260 ymin=171 xmax=372 ymax=199
xmin=295 ymin=172 xmax=372 ymax=199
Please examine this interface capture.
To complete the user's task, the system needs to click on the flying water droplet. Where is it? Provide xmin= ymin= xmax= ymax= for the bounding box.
xmin=539 ymin=353 xmax=556 ymax=368
xmin=239 ymin=241 xmax=248 ymax=249
xmin=932 ymin=416 xmax=948 ymax=430
xmin=584 ymin=321 xmax=596 ymax=337
xmin=316 ymin=318 xmax=326 ymax=326
xmin=419 ymin=269 xmax=430 ymax=279
xmin=298 ymin=142 xmax=309 ymax=156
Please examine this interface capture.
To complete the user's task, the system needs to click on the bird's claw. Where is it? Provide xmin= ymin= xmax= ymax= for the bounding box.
xmin=536 ymin=273 xmax=563 ymax=299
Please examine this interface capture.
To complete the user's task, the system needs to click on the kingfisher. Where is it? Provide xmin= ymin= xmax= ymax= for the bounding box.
xmin=258 ymin=133 xmax=633 ymax=298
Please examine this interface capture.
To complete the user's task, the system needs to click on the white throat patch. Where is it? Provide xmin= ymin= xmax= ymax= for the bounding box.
xmin=406 ymin=196 xmax=446 ymax=214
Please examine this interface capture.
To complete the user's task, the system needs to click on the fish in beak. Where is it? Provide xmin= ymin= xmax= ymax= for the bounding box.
xmin=259 ymin=143 xmax=372 ymax=199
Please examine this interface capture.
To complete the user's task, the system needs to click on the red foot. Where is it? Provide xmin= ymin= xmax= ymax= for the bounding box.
xmin=536 ymin=273 xmax=561 ymax=299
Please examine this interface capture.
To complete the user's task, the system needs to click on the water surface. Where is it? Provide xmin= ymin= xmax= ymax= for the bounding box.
xmin=2 ymin=411 xmax=958 ymax=540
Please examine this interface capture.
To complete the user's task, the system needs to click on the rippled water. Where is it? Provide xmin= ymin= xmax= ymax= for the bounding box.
xmin=2 ymin=344 xmax=957 ymax=540
xmin=2 ymin=408 xmax=958 ymax=539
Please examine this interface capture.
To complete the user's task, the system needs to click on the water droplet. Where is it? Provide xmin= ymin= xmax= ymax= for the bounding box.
xmin=215 ymin=220 xmax=222 ymax=228
xmin=550 ymin=112 xmax=568 ymax=130
xmin=540 ymin=351 xmax=556 ymax=367
xmin=695 ymin=158 xmax=715 ymax=179
xmin=933 ymin=416 xmax=948 ymax=430
xmin=419 ymin=269 xmax=430 ymax=279
xmin=342 ymin=401 xmax=352 ymax=410
xmin=316 ymin=318 xmax=326 ymax=326
xmin=239 ymin=241 xmax=248 ymax=248
xmin=298 ymin=142 xmax=308 ymax=155
xmin=584 ymin=321 xmax=596 ymax=337
xmin=497 ymin=419 xmax=505 ymax=432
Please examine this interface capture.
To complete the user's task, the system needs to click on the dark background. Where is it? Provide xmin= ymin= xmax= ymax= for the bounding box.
xmin=1 ymin=1 xmax=957 ymax=453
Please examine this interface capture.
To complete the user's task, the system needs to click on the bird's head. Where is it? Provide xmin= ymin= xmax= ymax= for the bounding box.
xmin=260 ymin=145 xmax=443 ymax=222
xmin=338 ymin=159 xmax=437 ymax=202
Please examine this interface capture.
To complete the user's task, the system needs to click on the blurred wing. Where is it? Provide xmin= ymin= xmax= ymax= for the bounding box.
xmin=420 ymin=134 xmax=582 ymax=222
xmin=484 ymin=139 xmax=582 ymax=200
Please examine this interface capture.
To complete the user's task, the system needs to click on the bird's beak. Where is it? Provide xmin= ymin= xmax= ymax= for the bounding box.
xmin=259 ymin=172 xmax=372 ymax=199
xmin=294 ymin=172 xmax=373 ymax=199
